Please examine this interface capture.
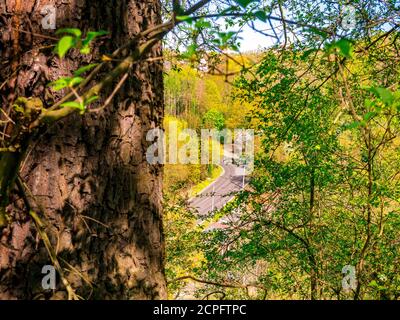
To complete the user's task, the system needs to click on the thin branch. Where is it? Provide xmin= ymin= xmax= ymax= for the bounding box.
xmin=0 ymin=108 xmax=15 ymax=125
xmin=190 ymin=13 xmax=331 ymax=35
xmin=89 ymin=72 xmax=128 ymax=113
xmin=184 ymin=0 xmax=212 ymax=16
xmin=278 ymin=3 xmax=288 ymax=48
xmin=9 ymin=27 xmax=59 ymax=41
xmin=202 ymin=291 xmax=226 ymax=300
xmin=167 ymin=275 xmax=266 ymax=291
xmin=16 ymin=177 xmax=80 ymax=300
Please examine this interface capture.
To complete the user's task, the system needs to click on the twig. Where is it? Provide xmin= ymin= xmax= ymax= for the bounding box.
xmin=202 ymin=291 xmax=226 ymax=300
xmin=16 ymin=176 xmax=80 ymax=300
xmin=167 ymin=275 xmax=266 ymax=291
xmin=29 ymin=210 xmax=80 ymax=300
xmin=9 ymin=27 xmax=59 ymax=41
xmin=88 ymin=73 xmax=129 ymax=113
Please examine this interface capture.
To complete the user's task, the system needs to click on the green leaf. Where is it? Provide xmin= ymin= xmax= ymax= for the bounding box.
xmin=335 ymin=38 xmax=354 ymax=58
xmin=254 ymin=11 xmax=267 ymax=22
xmin=230 ymin=44 xmax=240 ymax=52
xmin=84 ymin=95 xmax=99 ymax=105
xmin=56 ymin=28 xmax=82 ymax=38
xmin=301 ymin=48 xmax=318 ymax=61
xmin=69 ymin=77 xmax=84 ymax=87
xmin=79 ymin=30 xmax=108 ymax=55
xmin=176 ymin=16 xmax=193 ymax=23
xmin=307 ymin=27 xmax=329 ymax=38
xmin=13 ymin=104 xmax=25 ymax=113
xmin=195 ymin=19 xmax=212 ymax=29
xmin=368 ymin=87 xmax=394 ymax=105
xmin=345 ymin=121 xmax=362 ymax=129
xmin=220 ymin=6 xmax=238 ymax=15
xmin=73 ymin=64 xmax=98 ymax=76
xmin=217 ymin=31 xmax=236 ymax=45
xmin=181 ymin=44 xmax=198 ymax=60
xmin=48 ymin=77 xmax=71 ymax=91
xmin=56 ymin=36 xmax=76 ymax=58
xmin=363 ymin=111 xmax=378 ymax=121
xmin=235 ymin=0 xmax=255 ymax=8
xmin=60 ymin=101 xmax=84 ymax=110
xmin=364 ymin=98 xmax=375 ymax=108
xmin=82 ymin=30 xmax=109 ymax=47
xmin=80 ymin=46 xmax=91 ymax=55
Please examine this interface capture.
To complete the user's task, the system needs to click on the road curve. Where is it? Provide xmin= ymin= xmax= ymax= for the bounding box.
xmin=189 ymin=162 xmax=246 ymax=216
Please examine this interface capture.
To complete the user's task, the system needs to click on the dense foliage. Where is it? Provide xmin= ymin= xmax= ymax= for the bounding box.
xmin=164 ymin=1 xmax=400 ymax=299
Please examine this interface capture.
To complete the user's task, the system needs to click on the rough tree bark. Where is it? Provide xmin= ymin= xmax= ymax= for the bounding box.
xmin=0 ymin=0 xmax=167 ymax=299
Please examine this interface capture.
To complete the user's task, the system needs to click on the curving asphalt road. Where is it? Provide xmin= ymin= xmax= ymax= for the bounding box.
xmin=189 ymin=162 xmax=246 ymax=216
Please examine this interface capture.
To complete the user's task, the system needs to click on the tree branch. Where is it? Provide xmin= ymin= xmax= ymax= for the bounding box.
xmin=167 ymin=275 xmax=266 ymax=291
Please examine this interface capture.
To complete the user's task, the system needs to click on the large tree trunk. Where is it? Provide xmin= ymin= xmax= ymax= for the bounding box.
xmin=0 ymin=0 xmax=167 ymax=299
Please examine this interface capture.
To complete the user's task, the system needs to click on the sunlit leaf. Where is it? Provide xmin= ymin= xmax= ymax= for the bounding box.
xmin=85 ymin=95 xmax=99 ymax=105
xmin=368 ymin=87 xmax=394 ymax=105
xmin=69 ymin=77 xmax=84 ymax=87
xmin=195 ymin=19 xmax=212 ymax=29
xmin=82 ymin=30 xmax=109 ymax=47
xmin=176 ymin=16 xmax=193 ymax=23
xmin=335 ymin=38 xmax=354 ymax=58
xmin=80 ymin=46 xmax=91 ymax=55
xmin=363 ymin=111 xmax=378 ymax=121
xmin=73 ymin=64 xmax=98 ymax=76
xmin=48 ymin=77 xmax=71 ymax=91
xmin=60 ymin=101 xmax=84 ymax=110
xmin=56 ymin=28 xmax=82 ymax=38
xmin=56 ymin=36 xmax=76 ymax=58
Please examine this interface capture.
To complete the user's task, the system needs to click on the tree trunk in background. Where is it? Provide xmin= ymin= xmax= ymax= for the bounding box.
xmin=0 ymin=0 xmax=166 ymax=299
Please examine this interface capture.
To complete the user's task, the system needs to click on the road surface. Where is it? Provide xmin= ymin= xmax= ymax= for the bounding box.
xmin=189 ymin=162 xmax=246 ymax=216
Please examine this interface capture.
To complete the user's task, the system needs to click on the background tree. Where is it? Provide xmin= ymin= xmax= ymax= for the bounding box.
xmin=196 ymin=24 xmax=400 ymax=301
